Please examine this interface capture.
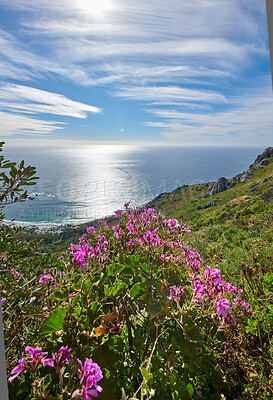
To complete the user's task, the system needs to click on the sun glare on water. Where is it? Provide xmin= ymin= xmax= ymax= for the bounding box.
xmin=75 ymin=0 xmax=114 ymax=17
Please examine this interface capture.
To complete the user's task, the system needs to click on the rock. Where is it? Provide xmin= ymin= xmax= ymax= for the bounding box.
xmin=197 ymin=198 xmax=220 ymax=210
xmin=251 ymin=180 xmax=261 ymax=189
xmin=260 ymin=159 xmax=270 ymax=166
xmin=235 ymin=147 xmax=273 ymax=183
xmin=239 ymin=172 xmax=251 ymax=183
xmin=210 ymin=177 xmax=229 ymax=195
xmin=254 ymin=159 xmax=269 ymax=170
xmin=255 ymin=147 xmax=273 ymax=164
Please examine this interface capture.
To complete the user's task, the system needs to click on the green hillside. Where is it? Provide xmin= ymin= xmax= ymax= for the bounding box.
xmin=146 ymin=150 xmax=273 ymax=285
xmin=1 ymin=145 xmax=273 ymax=399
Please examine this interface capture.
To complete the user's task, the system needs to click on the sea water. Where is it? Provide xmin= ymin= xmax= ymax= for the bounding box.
xmin=1 ymin=143 xmax=264 ymax=226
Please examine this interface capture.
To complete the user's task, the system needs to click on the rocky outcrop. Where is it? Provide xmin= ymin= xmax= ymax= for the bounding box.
xmin=238 ymin=147 xmax=273 ymax=183
xmin=239 ymin=172 xmax=251 ymax=183
xmin=206 ymin=147 xmax=273 ymax=196
xmin=197 ymin=198 xmax=220 ymax=210
xmin=210 ymin=177 xmax=229 ymax=195
xmin=255 ymin=147 xmax=273 ymax=163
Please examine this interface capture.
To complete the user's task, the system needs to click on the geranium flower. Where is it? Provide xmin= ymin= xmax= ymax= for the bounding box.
xmin=73 ymin=358 xmax=103 ymax=399
xmin=9 ymin=346 xmax=53 ymax=381
xmin=217 ymin=298 xmax=232 ymax=319
xmin=51 ymin=345 xmax=72 ymax=374
xmin=39 ymin=269 xmax=52 ymax=284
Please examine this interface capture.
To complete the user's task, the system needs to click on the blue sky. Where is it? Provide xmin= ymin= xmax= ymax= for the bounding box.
xmin=0 ymin=0 xmax=272 ymax=146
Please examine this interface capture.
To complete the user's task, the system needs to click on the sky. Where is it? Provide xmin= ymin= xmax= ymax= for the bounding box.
xmin=0 ymin=0 xmax=272 ymax=146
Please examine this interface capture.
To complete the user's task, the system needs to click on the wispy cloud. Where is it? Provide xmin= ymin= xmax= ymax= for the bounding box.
xmin=0 ymin=111 xmax=65 ymax=136
xmin=114 ymin=86 xmax=227 ymax=104
xmin=0 ymin=84 xmax=102 ymax=136
xmin=0 ymin=0 xmax=267 ymax=85
xmin=0 ymin=84 xmax=101 ymax=117
xmin=143 ymin=87 xmax=273 ymax=145
xmin=0 ymin=0 xmax=270 ymax=142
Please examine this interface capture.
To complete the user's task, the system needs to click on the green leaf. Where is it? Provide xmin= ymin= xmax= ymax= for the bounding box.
xmin=107 ymin=280 xmax=127 ymax=297
xmin=141 ymin=367 xmax=153 ymax=381
xmin=49 ymin=289 xmax=69 ymax=301
xmin=186 ymin=383 xmax=194 ymax=399
xmin=88 ymin=301 xmax=101 ymax=313
xmin=107 ymin=263 xmax=119 ymax=276
xmin=71 ymin=306 xmax=82 ymax=317
xmin=130 ymin=282 xmax=145 ymax=298
xmin=139 ymin=262 xmax=149 ymax=273
xmin=40 ymin=308 xmax=66 ymax=334
xmin=148 ymin=303 xmax=162 ymax=319
xmin=2 ymin=162 xmax=16 ymax=168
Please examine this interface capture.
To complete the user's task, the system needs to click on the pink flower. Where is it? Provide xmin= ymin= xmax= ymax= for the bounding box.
xmin=126 ymin=222 xmax=136 ymax=234
xmin=9 ymin=346 xmax=53 ymax=381
xmin=112 ymin=225 xmax=123 ymax=238
xmin=39 ymin=269 xmax=52 ymax=284
xmin=86 ymin=226 xmax=96 ymax=234
xmin=73 ymin=377 xmax=103 ymax=399
xmin=167 ymin=218 xmax=180 ymax=228
xmin=73 ymin=359 xmax=103 ymax=399
xmin=234 ymin=299 xmax=253 ymax=317
xmin=217 ymin=298 xmax=232 ymax=319
xmin=114 ymin=209 xmax=123 ymax=218
xmin=168 ymin=286 xmax=185 ymax=301
xmin=77 ymin=358 xmax=103 ymax=384
xmin=51 ymin=345 xmax=72 ymax=374
xmin=139 ymin=230 xmax=163 ymax=248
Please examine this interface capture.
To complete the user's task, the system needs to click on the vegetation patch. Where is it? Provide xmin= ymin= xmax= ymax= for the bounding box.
xmin=1 ymin=143 xmax=273 ymax=399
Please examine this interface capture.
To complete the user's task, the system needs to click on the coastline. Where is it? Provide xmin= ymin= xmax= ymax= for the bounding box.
xmin=2 ymin=146 xmax=272 ymax=234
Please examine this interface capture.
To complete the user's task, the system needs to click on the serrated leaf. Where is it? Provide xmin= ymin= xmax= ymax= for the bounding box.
xmin=40 ymin=308 xmax=66 ymax=334
xmin=130 ymin=282 xmax=144 ymax=298
xmin=107 ymin=280 xmax=126 ymax=297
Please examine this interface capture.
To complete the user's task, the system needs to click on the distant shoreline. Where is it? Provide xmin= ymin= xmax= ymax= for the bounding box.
xmin=2 ymin=146 xmax=271 ymax=233
xmin=1 ymin=212 xmax=118 ymax=234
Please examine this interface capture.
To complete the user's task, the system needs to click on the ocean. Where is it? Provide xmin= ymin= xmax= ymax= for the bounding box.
xmin=1 ymin=143 xmax=265 ymax=226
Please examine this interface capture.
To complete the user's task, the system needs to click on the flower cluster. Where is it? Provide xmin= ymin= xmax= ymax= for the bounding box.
xmin=168 ymin=286 xmax=185 ymax=302
xmin=190 ymin=264 xmax=249 ymax=323
xmin=73 ymin=359 xmax=103 ymax=400
xmin=67 ymin=205 xmax=251 ymax=327
xmin=9 ymin=346 xmax=53 ymax=381
xmin=50 ymin=345 xmax=72 ymax=375
xmin=9 ymin=346 xmax=103 ymax=399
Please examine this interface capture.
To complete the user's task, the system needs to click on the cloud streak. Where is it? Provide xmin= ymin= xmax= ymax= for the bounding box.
xmin=0 ymin=84 xmax=101 ymax=117
xmin=0 ymin=0 xmax=270 ymax=142
xmin=0 ymin=111 xmax=65 ymax=136
xmin=114 ymin=86 xmax=227 ymax=104
xmin=0 ymin=84 xmax=102 ymax=136
xmin=143 ymin=88 xmax=273 ymax=145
